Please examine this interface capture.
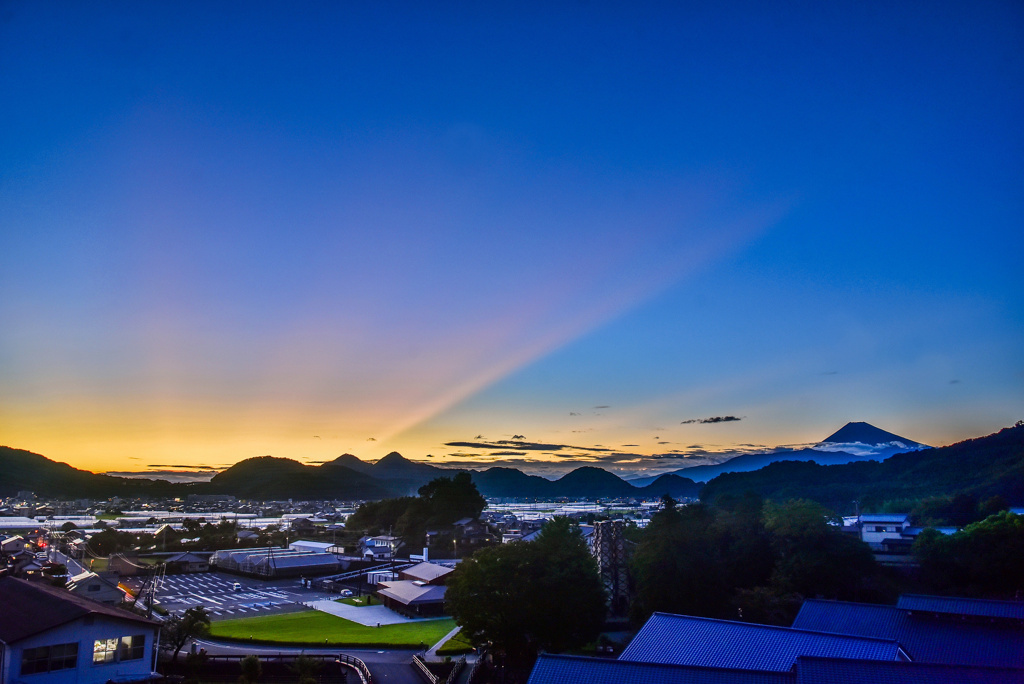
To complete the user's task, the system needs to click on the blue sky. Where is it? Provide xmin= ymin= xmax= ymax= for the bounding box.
xmin=1 ymin=1 xmax=1022 ymax=476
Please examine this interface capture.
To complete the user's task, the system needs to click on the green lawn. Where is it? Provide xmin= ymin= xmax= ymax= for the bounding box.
xmin=436 ymin=630 xmax=474 ymax=656
xmin=209 ymin=612 xmax=456 ymax=648
xmin=336 ymin=595 xmax=380 ymax=607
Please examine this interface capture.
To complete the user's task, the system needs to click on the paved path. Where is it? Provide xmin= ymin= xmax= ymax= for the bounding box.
xmin=304 ymin=598 xmax=448 ymax=627
xmin=424 ymin=625 xmax=462 ymax=660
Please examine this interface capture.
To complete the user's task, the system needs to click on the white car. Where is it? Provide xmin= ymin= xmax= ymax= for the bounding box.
xmin=340 ymin=589 xmax=353 ymax=597
xmin=232 ymin=582 xmax=242 ymax=592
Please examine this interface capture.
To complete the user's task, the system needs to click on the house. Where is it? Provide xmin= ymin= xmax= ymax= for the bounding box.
xmin=453 ymin=518 xmax=490 ymax=545
xmin=620 ymin=613 xmax=909 ymax=671
xmin=359 ymin=536 xmax=402 ymax=560
xmin=376 ymin=581 xmax=448 ymax=617
xmin=528 ymin=653 xmax=1024 ymax=684
xmin=162 ymin=552 xmax=210 ymax=574
xmin=399 ymin=562 xmax=454 ymax=585
xmin=289 ymin=518 xmax=318 ymax=535
xmin=374 ymin=562 xmax=455 ymax=617
xmin=857 ymin=514 xmax=911 ymax=549
xmin=65 ymin=571 xmax=125 ymax=606
xmin=0 ymin=536 xmax=27 ymax=556
xmin=0 ymin=576 xmax=160 ymax=684
xmin=528 ymin=593 xmax=1024 ymax=684
xmin=793 ymin=595 xmax=1024 ymax=668
xmin=236 ymin=529 xmax=259 ymax=543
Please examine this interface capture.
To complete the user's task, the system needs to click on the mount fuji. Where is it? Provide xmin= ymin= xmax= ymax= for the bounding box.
xmin=628 ymin=422 xmax=930 ymax=485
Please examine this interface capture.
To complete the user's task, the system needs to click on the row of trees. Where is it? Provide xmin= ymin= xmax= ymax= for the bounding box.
xmin=630 ymin=495 xmax=889 ymax=625
xmin=345 ymin=472 xmax=486 ymax=544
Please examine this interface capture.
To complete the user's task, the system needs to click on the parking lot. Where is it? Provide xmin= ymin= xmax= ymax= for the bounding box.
xmin=143 ymin=572 xmax=337 ymax=619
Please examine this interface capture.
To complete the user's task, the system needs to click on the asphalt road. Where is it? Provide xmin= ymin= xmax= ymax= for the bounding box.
xmin=191 ymin=638 xmax=422 ymax=684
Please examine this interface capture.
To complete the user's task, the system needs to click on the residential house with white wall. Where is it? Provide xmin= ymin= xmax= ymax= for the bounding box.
xmin=0 ymin=576 xmax=159 ymax=684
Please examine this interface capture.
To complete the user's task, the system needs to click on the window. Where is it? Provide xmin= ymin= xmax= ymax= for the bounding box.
xmin=875 ymin=525 xmax=886 ymax=532
xmin=119 ymin=635 xmax=145 ymax=661
xmin=93 ymin=638 xmax=118 ymax=664
xmin=93 ymin=635 xmax=145 ymax=665
xmin=21 ymin=642 xmax=79 ymax=675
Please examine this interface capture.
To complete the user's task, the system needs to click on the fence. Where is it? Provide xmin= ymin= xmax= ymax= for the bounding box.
xmin=411 ymin=654 xmax=466 ymax=684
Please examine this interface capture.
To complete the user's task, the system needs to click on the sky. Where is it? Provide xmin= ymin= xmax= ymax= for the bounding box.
xmin=2 ymin=1 xmax=1022 ymax=479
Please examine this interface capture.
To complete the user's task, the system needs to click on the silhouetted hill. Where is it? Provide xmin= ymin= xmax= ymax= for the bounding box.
xmin=700 ymin=424 xmax=1024 ymax=511
xmin=0 ymin=446 xmax=182 ymax=498
xmin=470 ymin=467 xmax=550 ymax=498
xmin=208 ymin=456 xmax=394 ymax=500
xmin=371 ymin=452 xmax=446 ymax=478
xmin=639 ymin=473 xmax=701 ymax=499
xmin=468 ymin=465 xmax=698 ymax=499
xmin=323 ymin=453 xmax=375 ymax=475
xmin=651 ymin=448 xmax=873 ymax=484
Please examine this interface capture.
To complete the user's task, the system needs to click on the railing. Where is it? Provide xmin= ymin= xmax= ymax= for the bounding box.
xmin=412 ymin=654 xmax=466 ymax=684
xmin=412 ymin=654 xmax=437 ymax=683
xmin=337 ymin=652 xmax=373 ymax=684
xmin=465 ymin=650 xmax=487 ymax=684
xmin=445 ymin=656 xmax=467 ymax=684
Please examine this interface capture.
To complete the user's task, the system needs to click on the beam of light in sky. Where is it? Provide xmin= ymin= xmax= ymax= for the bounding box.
xmin=1 ymin=2 xmax=1021 ymax=474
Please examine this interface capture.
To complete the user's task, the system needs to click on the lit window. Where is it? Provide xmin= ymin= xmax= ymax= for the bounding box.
xmin=93 ymin=638 xmax=118 ymax=664
xmin=22 ymin=643 xmax=79 ymax=674
xmin=94 ymin=635 xmax=146 ymax=665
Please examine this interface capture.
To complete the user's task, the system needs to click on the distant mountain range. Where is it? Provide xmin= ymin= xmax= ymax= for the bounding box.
xmin=8 ymin=421 xmax=1018 ymax=510
xmin=700 ymin=423 xmax=1023 ymax=509
xmin=0 ymin=446 xmax=700 ymax=502
xmin=627 ymin=422 xmax=929 ymax=485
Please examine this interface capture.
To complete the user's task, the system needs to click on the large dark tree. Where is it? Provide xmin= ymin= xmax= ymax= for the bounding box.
xmin=762 ymin=499 xmax=879 ymax=601
xmin=446 ymin=517 xmax=605 ymax=669
xmin=914 ymin=510 xmax=1024 ymax=598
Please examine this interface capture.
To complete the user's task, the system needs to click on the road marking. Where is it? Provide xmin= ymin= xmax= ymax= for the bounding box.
xmin=190 ymin=593 xmax=222 ymax=605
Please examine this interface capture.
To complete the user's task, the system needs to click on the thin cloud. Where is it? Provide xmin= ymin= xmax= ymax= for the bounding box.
xmin=593 ymin=405 xmax=611 ymax=409
xmin=147 ymin=463 xmax=219 ymax=470
xmin=681 ymin=415 xmax=743 ymax=424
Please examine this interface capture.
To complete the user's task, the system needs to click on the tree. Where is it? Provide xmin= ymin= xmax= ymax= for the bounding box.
xmin=239 ymin=654 xmax=262 ymax=684
xmin=161 ymin=606 xmax=211 ymax=661
xmin=630 ymin=501 xmax=731 ymax=622
xmin=446 ymin=517 xmax=605 ymax=669
xmin=288 ymin=654 xmax=323 ymax=684
xmin=914 ymin=510 xmax=1024 ymax=597
xmin=763 ymin=499 xmax=878 ymax=601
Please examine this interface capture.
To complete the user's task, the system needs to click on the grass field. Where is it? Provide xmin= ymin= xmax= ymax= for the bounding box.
xmin=209 ymin=611 xmax=456 ymax=648
xmin=436 ymin=630 xmax=474 ymax=656
xmin=336 ymin=595 xmax=380 ymax=607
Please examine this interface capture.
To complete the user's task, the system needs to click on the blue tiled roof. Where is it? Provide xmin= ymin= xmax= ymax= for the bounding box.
xmin=527 ymin=654 xmax=795 ymax=684
xmin=793 ymin=599 xmax=1024 ymax=668
xmin=859 ymin=514 xmax=909 ymax=522
xmin=619 ymin=613 xmax=904 ymax=672
xmin=795 ymin=656 xmax=1024 ymax=684
xmin=897 ymin=594 xmax=1024 ymax=621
